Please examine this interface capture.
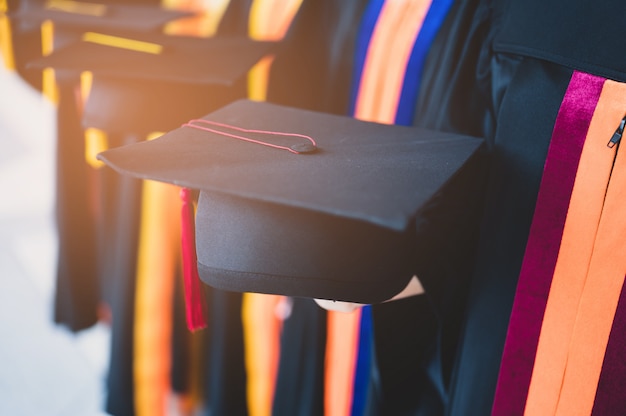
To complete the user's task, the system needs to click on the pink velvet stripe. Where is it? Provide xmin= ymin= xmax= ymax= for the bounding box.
xmin=592 ymin=276 xmax=626 ymax=415
xmin=492 ymin=71 xmax=605 ymax=415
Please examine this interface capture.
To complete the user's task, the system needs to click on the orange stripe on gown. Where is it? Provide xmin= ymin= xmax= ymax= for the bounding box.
xmin=134 ymin=175 xmax=180 ymax=416
xmin=519 ymin=79 xmax=626 ymax=415
xmin=242 ymin=293 xmax=283 ymax=416
xmin=554 ymin=82 xmax=626 ymax=415
xmin=354 ymin=0 xmax=433 ymax=125
xmin=325 ymin=309 xmax=362 ymax=416
xmin=324 ymin=2 xmax=432 ymax=415
xmin=524 ymin=80 xmax=626 ymax=415
xmin=243 ymin=2 xmax=302 ymax=416
xmin=132 ymin=3 xmax=230 ymax=414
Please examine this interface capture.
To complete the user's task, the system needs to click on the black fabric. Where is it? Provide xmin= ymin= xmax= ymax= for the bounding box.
xmin=99 ymin=99 xmax=485 ymax=304
xmin=53 ymin=74 xmax=100 ymax=331
xmin=446 ymin=59 xmax=574 ymax=416
xmin=203 ymin=286 xmax=248 ymax=416
xmin=409 ymin=142 xmax=488 ymax=410
xmin=384 ymin=0 xmax=626 ymax=414
xmin=272 ymin=298 xmax=326 ymax=416
xmin=415 ymin=0 xmax=494 ymax=140
xmin=409 ymin=2 xmax=499 ymax=410
xmin=99 ymin=100 xmax=484 ymax=234
xmin=264 ymin=3 xmax=367 ymax=415
xmin=100 ymin=135 xmax=143 ymax=416
xmin=415 ymin=1 xmax=610 ymax=414
xmin=371 ymin=296 xmax=441 ymax=416
xmin=494 ymin=0 xmax=626 ymax=83
xmin=170 ymin=264 xmax=191 ymax=395
xmin=304 ymin=2 xmax=497 ymax=414
xmin=82 ymin=74 xmax=244 ymax=136
xmin=264 ymin=3 xmax=364 ymax=415
xmin=61 ymin=4 xmax=258 ymax=413
xmin=267 ymin=0 xmax=367 ymax=116
xmin=196 ymin=192 xmax=416 ymax=304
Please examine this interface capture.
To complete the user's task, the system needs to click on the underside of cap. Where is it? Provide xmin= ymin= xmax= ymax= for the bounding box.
xmin=194 ymin=191 xmax=416 ymax=304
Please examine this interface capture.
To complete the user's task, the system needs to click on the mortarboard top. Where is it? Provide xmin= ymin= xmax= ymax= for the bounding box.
xmin=27 ymin=30 xmax=275 ymax=85
xmin=98 ymin=99 xmax=485 ymax=304
xmin=10 ymin=0 xmax=194 ymax=32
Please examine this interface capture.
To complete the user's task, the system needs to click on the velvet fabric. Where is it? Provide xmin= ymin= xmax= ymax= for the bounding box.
xmin=441 ymin=0 xmax=626 ymax=413
xmin=593 ymin=277 xmax=626 ymax=414
xmin=431 ymin=3 xmax=626 ymax=412
xmin=492 ymin=71 xmax=605 ymax=415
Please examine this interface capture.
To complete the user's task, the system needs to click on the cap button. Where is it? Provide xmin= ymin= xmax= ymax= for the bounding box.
xmin=290 ymin=142 xmax=317 ymax=154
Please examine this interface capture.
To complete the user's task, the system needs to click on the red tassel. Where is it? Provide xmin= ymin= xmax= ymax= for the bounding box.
xmin=180 ymin=188 xmax=208 ymax=331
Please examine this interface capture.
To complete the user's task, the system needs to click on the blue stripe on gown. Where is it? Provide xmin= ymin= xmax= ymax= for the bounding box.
xmin=348 ymin=0 xmax=454 ymax=414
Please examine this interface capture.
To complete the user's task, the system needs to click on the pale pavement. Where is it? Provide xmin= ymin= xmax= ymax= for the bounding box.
xmin=0 ymin=57 xmax=111 ymax=415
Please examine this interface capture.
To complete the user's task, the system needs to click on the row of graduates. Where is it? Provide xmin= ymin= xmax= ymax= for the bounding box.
xmin=3 ymin=0 xmax=626 ymax=415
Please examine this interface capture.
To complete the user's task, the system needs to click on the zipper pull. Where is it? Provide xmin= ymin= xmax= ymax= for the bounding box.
xmin=608 ymin=116 xmax=626 ymax=148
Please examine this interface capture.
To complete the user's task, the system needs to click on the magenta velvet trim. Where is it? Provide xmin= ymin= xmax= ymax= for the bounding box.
xmin=591 ymin=275 xmax=626 ymax=415
xmin=491 ymin=71 xmax=605 ymax=415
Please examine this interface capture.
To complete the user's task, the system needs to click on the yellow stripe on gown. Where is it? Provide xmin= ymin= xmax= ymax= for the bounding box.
xmin=130 ymin=1 xmax=302 ymax=414
xmin=40 ymin=19 xmax=58 ymax=104
xmin=247 ymin=0 xmax=303 ymax=101
xmin=0 ymin=0 xmax=15 ymax=71
xmin=162 ymin=0 xmax=231 ymax=37
xmin=131 ymin=2 xmax=232 ymax=415
xmin=243 ymin=1 xmax=303 ymax=416
xmin=134 ymin=167 xmax=180 ymax=416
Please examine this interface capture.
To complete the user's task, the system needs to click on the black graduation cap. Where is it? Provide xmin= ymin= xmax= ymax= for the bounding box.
xmin=98 ymin=99 xmax=485 ymax=304
xmin=27 ymin=31 xmax=275 ymax=85
xmin=9 ymin=0 xmax=193 ymax=32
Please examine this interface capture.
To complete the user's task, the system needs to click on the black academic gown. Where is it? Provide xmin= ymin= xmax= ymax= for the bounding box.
xmin=267 ymin=2 xmax=367 ymax=414
xmin=415 ymin=0 xmax=626 ymax=414
xmin=81 ymin=6 xmax=249 ymax=414
xmin=269 ymin=1 xmax=493 ymax=415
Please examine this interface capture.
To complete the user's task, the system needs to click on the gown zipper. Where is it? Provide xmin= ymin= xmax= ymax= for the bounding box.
xmin=607 ymin=115 xmax=626 ymax=148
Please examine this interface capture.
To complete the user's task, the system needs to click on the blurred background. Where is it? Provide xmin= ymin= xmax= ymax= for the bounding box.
xmin=0 ymin=53 xmax=110 ymax=415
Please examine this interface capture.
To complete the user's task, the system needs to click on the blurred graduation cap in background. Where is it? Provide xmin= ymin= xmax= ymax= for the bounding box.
xmin=9 ymin=0 xmax=194 ymax=32
xmin=27 ymin=30 xmax=274 ymax=85
xmin=26 ymin=29 xmax=275 ymax=132
xmin=98 ymin=99 xmax=485 ymax=311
